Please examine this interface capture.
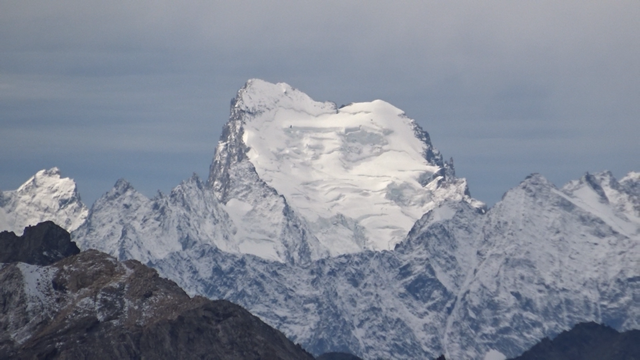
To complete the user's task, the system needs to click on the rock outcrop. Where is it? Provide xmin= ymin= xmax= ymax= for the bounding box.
xmin=0 ymin=221 xmax=79 ymax=266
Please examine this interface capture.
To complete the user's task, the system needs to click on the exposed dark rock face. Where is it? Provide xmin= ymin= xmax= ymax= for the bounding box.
xmin=0 ymin=221 xmax=80 ymax=265
xmin=511 ymin=322 xmax=640 ymax=360
xmin=316 ymin=352 xmax=363 ymax=360
xmin=0 ymin=225 xmax=314 ymax=360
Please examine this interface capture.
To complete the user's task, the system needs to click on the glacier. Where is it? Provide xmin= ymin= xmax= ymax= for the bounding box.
xmin=2 ymin=79 xmax=639 ymax=359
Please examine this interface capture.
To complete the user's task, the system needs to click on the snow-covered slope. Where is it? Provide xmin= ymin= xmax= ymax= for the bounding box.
xmin=4 ymin=169 xmax=639 ymax=359
xmin=441 ymin=172 xmax=640 ymax=359
xmin=151 ymin=200 xmax=483 ymax=359
xmin=0 ymin=168 xmax=88 ymax=235
xmin=209 ymin=79 xmax=482 ymax=262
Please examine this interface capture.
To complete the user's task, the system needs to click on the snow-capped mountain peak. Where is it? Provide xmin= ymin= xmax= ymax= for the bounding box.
xmin=0 ymin=168 xmax=88 ymax=234
xmin=208 ymin=79 xmax=483 ymax=260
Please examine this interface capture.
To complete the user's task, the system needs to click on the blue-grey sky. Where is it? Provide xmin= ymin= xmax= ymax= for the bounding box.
xmin=2 ymin=1 xmax=639 ymax=206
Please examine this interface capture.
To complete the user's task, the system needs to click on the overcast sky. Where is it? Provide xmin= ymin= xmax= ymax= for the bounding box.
xmin=2 ymin=1 xmax=639 ymax=206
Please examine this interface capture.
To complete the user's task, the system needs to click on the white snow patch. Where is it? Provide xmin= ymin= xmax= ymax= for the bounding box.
xmin=238 ymin=239 xmax=282 ymax=262
xmin=223 ymin=197 xmax=285 ymax=261
xmin=17 ymin=262 xmax=57 ymax=312
xmin=226 ymin=198 xmax=254 ymax=217
xmin=12 ymin=263 xmax=59 ymax=345
xmin=429 ymin=203 xmax=458 ymax=223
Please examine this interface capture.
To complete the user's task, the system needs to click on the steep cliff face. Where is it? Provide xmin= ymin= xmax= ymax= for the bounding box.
xmin=0 ymin=223 xmax=314 ymax=360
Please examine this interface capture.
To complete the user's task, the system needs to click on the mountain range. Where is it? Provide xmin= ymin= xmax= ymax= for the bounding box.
xmin=1 ymin=79 xmax=638 ymax=359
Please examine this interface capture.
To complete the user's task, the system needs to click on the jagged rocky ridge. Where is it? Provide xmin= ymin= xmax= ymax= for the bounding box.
xmin=0 ymin=222 xmax=314 ymax=360
xmin=1 ymin=80 xmax=639 ymax=359
xmin=73 ymin=175 xmax=236 ymax=266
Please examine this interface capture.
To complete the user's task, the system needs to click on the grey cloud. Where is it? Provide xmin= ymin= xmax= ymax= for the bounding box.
xmin=1 ymin=1 xmax=639 ymax=205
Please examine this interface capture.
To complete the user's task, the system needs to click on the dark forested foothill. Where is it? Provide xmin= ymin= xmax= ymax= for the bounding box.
xmin=510 ymin=322 xmax=640 ymax=360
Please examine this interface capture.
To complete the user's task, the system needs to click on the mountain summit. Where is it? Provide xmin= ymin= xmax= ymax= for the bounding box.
xmin=208 ymin=79 xmax=483 ymax=262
